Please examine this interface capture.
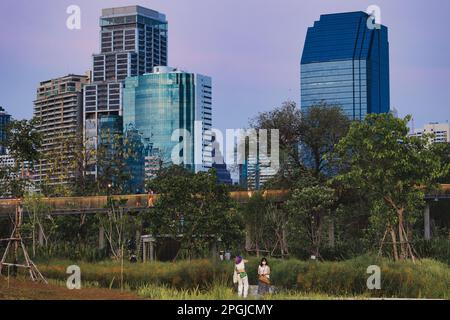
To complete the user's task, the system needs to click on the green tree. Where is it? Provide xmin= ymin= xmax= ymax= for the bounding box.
xmin=96 ymin=198 xmax=140 ymax=260
xmin=286 ymin=176 xmax=337 ymax=259
xmin=96 ymin=131 xmax=138 ymax=195
xmin=22 ymin=193 xmax=52 ymax=257
xmin=2 ymin=118 xmax=42 ymax=197
xmin=240 ymin=192 xmax=268 ymax=257
xmin=298 ymin=102 xmax=350 ymax=179
xmin=264 ymin=203 xmax=290 ymax=258
xmin=6 ymin=118 xmax=41 ymax=165
xmin=334 ymin=113 xmax=449 ymax=261
xmin=250 ymin=101 xmax=303 ymax=186
xmin=39 ymin=132 xmax=97 ymax=197
xmin=146 ymin=166 xmax=243 ymax=260
xmin=433 ymin=142 xmax=450 ymax=183
xmin=251 ymin=102 xmax=349 ymax=189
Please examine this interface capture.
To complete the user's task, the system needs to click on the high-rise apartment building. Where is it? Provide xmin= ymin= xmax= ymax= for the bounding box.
xmin=0 ymin=106 xmax=11 ymax=155
xmin=411 ymin=122 xmax=450 ymax=143
xmin=33 ymin=74 xmax=89 ymax=185
xmin=84 ymin=5 xmax=168 ymax=176
xmin=301 ymin=12 xmax=390 ymax=120
xmin=123 ymin=66 xmax=213 ymax=192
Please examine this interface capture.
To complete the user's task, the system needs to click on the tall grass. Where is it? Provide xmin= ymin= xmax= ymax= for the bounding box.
xmin=39 ymin=259 xmax=232 ymax=290
xmin=243 ymin=255 xmax=450 ymax=299
xmin=138 ymin=283 xmax=236 ymax=300
xmin=37 ymin=255 xmax=450 ymax=299
xmin=137 ymin=283 xmax=370 ymax=300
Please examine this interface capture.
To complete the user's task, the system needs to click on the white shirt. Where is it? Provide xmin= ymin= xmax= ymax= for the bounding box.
xmin=235 ymin=261 xmax=246 ymax=273
xmin=258 ymin=265 xmax=270 ymax=279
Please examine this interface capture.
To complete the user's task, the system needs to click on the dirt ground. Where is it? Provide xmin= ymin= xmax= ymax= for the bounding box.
xmin=0 ymin=277 xmax=141 ymax=300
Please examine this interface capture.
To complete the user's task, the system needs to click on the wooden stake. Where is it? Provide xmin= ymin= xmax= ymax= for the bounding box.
xmin=0 ymin=202 xmax=47 ymax=284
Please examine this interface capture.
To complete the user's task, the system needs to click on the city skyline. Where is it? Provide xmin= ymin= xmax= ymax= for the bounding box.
xmin=0 ymin=0 xmax=449 ymax=133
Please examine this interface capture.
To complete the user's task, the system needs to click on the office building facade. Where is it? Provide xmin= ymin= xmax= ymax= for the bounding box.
xmin=0 ymin=106 xmax=11 ymax=155
xmin=211 ymin=136 xmax=232 ymax=185
xmin=240 ymin=154 xmax=278 ymax=190
xmin=123 ymin=66 xmax=213 ymax=192
xmin=411 ymin=122 xmax=450 ymax=143
xmin=33 ymin=74 xmax=89 ymax=185
xmin=212 ymin=163 xmax=233 ymax=185
xmin=84 ymin=6 xmax=168 ymax=176
xmin=301 ymin=12 xmax=390 ymax=120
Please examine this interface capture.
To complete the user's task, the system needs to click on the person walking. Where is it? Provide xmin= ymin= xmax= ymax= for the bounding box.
xmin=257 ymin=257 xmax=271 ymax=295
xmin=233 ymin=255 xmax=249 ymax=298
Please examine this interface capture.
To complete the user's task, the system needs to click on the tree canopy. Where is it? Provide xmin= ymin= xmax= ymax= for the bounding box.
xmin=334 ymin=113 xmax=449 ymax=261
xmin=146 ymin=166 xmax=243 ymax=260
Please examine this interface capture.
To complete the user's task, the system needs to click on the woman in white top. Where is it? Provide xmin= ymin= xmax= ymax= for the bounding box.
xmin=257 ymin=257 xmax=271 ymax=295
xmin=233 ymin=255 xmax=249 ymax=298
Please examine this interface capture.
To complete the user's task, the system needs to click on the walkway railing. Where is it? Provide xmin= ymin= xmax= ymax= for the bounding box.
xmin=0 ymin=190 xmax=291 ymax=216
xmin=1 ymin=186 xmax=448 ymax=216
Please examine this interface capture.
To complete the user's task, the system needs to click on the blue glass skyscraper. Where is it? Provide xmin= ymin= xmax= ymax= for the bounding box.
xmin=301 ymin=12 xmax=390 ymax=120
xmin=123 ymin=66 xmax=213 ymax=192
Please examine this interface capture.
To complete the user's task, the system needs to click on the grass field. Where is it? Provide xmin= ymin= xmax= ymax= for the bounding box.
xmin=2 ymin=255 xmax=449 ymax=300
xmin=136 ymin=283 xmax=371 ymax=300
xmin=0 ymin=277 xmax=140 ymax=300
xmin=34 ymin=256 xmax=450 ymax=299
xmin=0 ymin=277 xmax=368 ymax=300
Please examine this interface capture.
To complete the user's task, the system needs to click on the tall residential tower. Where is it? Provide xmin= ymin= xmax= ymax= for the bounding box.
xmin=84 ymin=6 xmax=168 ymax=176
xmin=33 ymin=74 xmax=89 ymax=185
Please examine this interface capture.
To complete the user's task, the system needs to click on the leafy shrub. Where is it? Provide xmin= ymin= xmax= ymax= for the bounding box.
xmin=414 ymin=238 xmax=450 ymax=264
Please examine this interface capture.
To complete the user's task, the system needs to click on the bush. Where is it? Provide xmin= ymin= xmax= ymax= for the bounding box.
xmin=414 ymin=238 xmax=450 ymax=264
xmin=35 ymin=244 xmax=109 ymax=263
xmin=255 ymin=255 xmax=449 ymax=298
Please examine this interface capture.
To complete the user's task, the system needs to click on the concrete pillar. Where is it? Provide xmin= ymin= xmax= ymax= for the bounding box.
xmin=424 ymin=203 xmax=431 ymax=240
xmin=99 ymin=226 xmax=105 ymax=249
xmin=143 ymin=241 xmax=147 ymax=263
xmin=328 ymin=219 xmax=335 ymax=248
xmin=142 ymin=240 xmax=147 ymax=263
xmin=149 ymin=241 xmax=155 ymax=262
xmin=210 ymin=240 xmax=217 ymax=260
xmin=38 ymin=226 xmax=44 ymax=246
xmin=245 ymin=224 xmax=252 ymax=251
xmin=135 ymin=230 xmax=140 ymax=255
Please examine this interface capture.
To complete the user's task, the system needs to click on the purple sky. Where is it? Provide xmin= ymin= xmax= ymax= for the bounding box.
xmin=0 ymin=0 xmax=449 ymax=133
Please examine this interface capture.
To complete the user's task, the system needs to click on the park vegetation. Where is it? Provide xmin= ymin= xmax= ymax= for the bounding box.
xmin=0 ymin=102 xmax=449 ymax=297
